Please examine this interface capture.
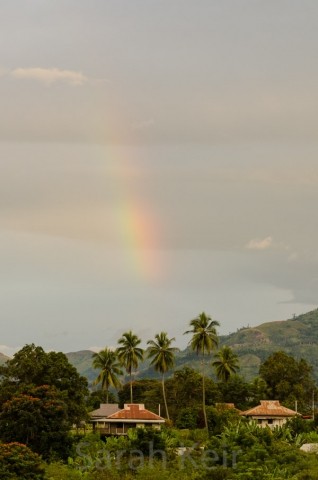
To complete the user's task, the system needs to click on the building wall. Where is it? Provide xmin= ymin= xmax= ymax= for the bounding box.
xmin=254 ymin=417 xmax=288 ymax=428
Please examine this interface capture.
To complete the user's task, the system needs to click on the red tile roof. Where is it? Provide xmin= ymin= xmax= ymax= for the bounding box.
xmin=107 ymin=404 xmax=164 ymax=422
xmin=241 ymin=400 xmax=298 ymax=417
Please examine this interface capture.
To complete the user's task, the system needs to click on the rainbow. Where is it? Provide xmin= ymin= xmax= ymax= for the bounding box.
xmin=99 ymin=146 xmax=162 ymax=281
xmin=117 ymin=195 xmax=161 ymax=280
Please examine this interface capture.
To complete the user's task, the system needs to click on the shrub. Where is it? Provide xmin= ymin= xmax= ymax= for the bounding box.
xmin=176 ymin=407 xmax=201 ymax=429
xmin=45 ymin=461 xmax=89 ymax=479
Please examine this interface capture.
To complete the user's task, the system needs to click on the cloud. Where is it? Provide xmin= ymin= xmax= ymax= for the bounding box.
xmin=287 ymin=252 xmax=299 ymax=263
xmin=0 ymin=67 xmax=9 ymax=77
xmin=131 ymin=119 xmax=155 ymax=131
xmin=0 ymin=344 xmax=20 ymax=357
xmin=10 ymin=67 xmax=88 ymax=86
xmin=246 ymin=236 xmax=273 ymax=250
xmin=88 ymin=346 xmax=103 ymax=353
xmin=88 ymin=346 xmax=116 ymax=352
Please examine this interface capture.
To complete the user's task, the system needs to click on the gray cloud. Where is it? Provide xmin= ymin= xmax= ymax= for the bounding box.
xmin=0 ymin=2 xmax=318 ymax=351
xmin=0 ymin=2 xmax=318 ymax=144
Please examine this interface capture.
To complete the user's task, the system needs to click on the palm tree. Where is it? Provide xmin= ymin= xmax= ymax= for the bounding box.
xmin=212 ymin=346 xmax=239 ymax=382
xmin=117 ymin=331 xmax=144 ymax=403
xmin=184 ymin=312 xmax=219 ymax=429
xmin=92 ymin=348 xmax=123 ymax=403
xmin=147 ymin=332 xmax=179 ymax=420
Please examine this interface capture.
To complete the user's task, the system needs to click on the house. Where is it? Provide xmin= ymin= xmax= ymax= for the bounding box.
xmin=240 ymin=400 xmax=299 ymax=428
xmin=90 ymin=403 xmax=165 ymax=436
xmin=215 ymin=403 xmax=240 ymax=412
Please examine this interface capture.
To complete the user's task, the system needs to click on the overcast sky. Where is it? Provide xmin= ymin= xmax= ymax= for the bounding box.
xmin=1 ymin=1 xmax=318 ymax=355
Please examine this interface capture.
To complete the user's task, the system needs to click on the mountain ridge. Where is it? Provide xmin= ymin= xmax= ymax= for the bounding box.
xmin=64 ymin=308 xmax=318 ymax=383
xmin=1 ymin=309 xmax=318 ymax=383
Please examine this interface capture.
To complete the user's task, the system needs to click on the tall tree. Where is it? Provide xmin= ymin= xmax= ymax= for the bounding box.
xmin=259 ymin=351 xmax=317 ymax=412
xmin=184 ymin=312 xmax=219 ymax=429
xmin=117 ymin=331 xmax=144 ymax=403
xmin=212 ymin=346 xmax=239 ymax=382
xmin=92 ymin=348 xmax=123 ymax=403
xmin=147 ymin=332 xmax=179 ymax=420
xmin=218 ymin=375 xmax=250 ymax=411
xmin=0 ymin=385 xmax=71 ymax=460
xmin=0 ymin=344 xmax=88 ymax=425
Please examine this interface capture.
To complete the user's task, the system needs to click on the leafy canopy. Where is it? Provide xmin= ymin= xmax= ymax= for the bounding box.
xmin=147 ymin=331 xmax=179 ymax=420
xmin=0 ymin=385 xmax=71 ymax=460
xmin=0 ymin=442 xmax=44 ymax=480
xmin=0 ymin=343 xmax=88 ymax=424
xmin=259 ymin=351 xmax=317 ymax=412
xmin=92 ymin=348 xmax=123 ymax=401
xmin=185 ymin=312 xmax=219 ymax=355
xmin=212 ymin=346 xmax=240 ymax=382
xmin=117 ymin=331 xmax=144 ymax=375
xmin=147 ymin=332 xmax=179 ymax=375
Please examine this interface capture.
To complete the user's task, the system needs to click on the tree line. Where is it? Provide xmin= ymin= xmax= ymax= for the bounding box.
xmin=92 ymin=312 xmax=239 ymax=428
xmin=92 ymin=311 xmax=317 ymax=425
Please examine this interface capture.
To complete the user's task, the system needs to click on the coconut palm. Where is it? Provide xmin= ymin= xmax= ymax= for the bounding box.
xmin=212 ymin=346 xmax=239 ymax=382
xmin=147 ymin=332 xmax=179 ymax=420
xmin=117 ymin=331 xmax=144 ymax=403
xmin=184 ymin=312 xmax=219 ymax=429
xmin=92 ymin=348 xmax=123 ymax=403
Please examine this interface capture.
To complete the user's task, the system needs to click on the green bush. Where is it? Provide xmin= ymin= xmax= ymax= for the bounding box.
xmin=176 ymin=407 xmax=201 ymax=429
xmin=45 ymin=462 xmax=86 ymax=479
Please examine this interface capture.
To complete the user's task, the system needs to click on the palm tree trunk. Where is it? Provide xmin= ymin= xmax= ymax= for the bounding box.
xmin=130 ymin=369 xmax=133 ymax=403
xmin=103 ymin=382 xmax=109 ymax=404
xmin=162 ymin=373 xmax=169 ymax=420
xmin=202 ymin=356 xmax=208 ymax=430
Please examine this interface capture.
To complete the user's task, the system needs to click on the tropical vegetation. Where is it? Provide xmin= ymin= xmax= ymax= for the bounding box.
xmin=0 ymin=312 xmax=318 ymax=478
xmin=147 ymin=331 xmax=179 ymax=420
xmin=116 ymin=330 xmax=144 ymax=403
xmin=212 ymin=346 xmax=240 ymax=382
xmin=92 ymin=348 xmax=122 ymax=403
xmin=184 ymin=312 xmax=219 ymax=429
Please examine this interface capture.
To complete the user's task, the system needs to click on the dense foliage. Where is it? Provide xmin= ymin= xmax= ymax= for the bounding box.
xmin=92 ymin=348 xmax=123 ymax=403
xmin=43 ymin=421 xmax=318 ymax=479
xmin=0 ymin=443 xmax=44 ymax=480
xmin=0 ymin=344 xmax=88 ymax=425
xmin=259 ymin=351 xmax=316 ymax=412
xmin=0 ymin=385 xmax=72 ymax=460
xmin=1 ymin=316 xmax=318 ymax=479
xmin=0 ymin=344 xmax=88 ymax=461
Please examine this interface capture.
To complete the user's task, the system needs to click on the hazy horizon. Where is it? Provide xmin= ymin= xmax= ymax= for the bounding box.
xmin=1 ymin=1 xmax=318 ymax=356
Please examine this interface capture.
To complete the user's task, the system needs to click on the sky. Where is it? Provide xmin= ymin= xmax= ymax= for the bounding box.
xmin=1 ymin=1 xmax=318 ymax=355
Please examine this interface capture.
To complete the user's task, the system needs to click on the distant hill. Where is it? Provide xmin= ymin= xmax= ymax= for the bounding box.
xmin=65 ymin=309 xmax=318 ymax=384
xmin=65 ymin=350 xmax=95 ymax=383
xmin=2 ymin=309 xmax=318 ymax=385
xmin=221 ymin=308 xmax=318 ymax=380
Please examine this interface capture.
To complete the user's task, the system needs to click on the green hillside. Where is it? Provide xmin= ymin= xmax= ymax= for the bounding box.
xmin=64 ymin=309 xmax=318 ymax=385
xmin=65 ymin=350 xmax=95 ymax=383
xmin=2 ymin=309 xmax=317 ymax=385
xmin=221 ymin=308 xmax=318 ymax=380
